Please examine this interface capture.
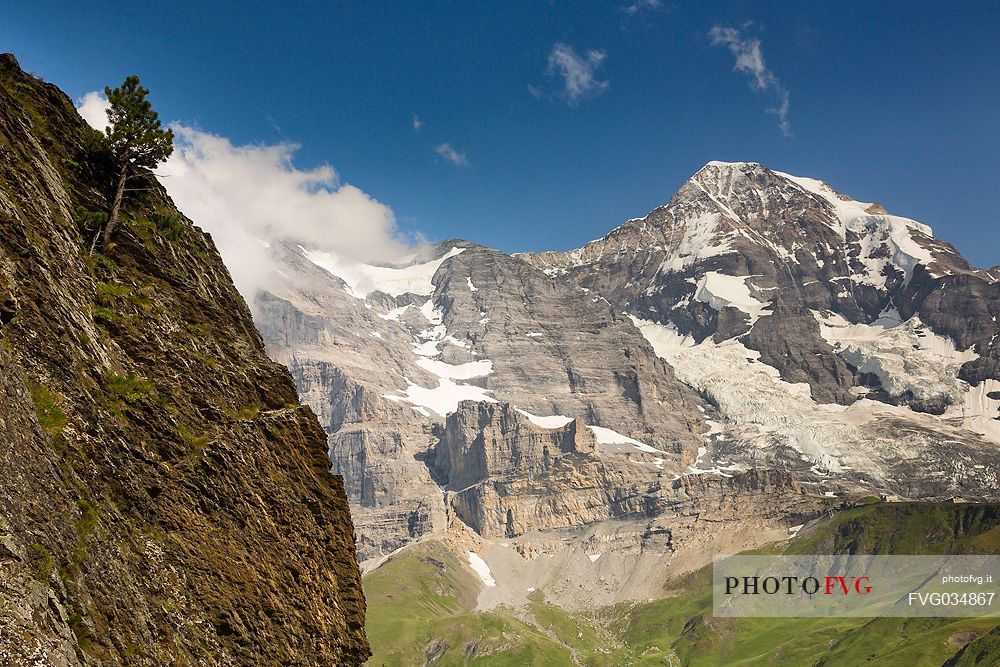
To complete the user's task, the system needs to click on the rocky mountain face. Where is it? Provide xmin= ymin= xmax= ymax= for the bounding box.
xmin=525 ymin=161 xmax=1000 ymax=492
xmin=0 ymin=55 xmax=368 ymax=665
xmin=256 ymin=158 xmax=1000 ymax=588
xmin=256 ymin=238 xmax=721 ymax=562
xmin=528 ymin=161 xmax=1000 ymax=409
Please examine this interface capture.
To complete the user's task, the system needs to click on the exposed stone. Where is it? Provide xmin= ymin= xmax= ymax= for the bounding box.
xmin=0 ymin=54 xmax=368 ymax=666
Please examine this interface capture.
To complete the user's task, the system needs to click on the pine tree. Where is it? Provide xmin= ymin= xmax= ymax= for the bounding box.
xmin=89 ymin=76 xmax=174 ymax=253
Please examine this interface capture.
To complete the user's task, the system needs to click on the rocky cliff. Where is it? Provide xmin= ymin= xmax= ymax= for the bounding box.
xmin=0 ymin=55 xmax=369 ymax=665
xmin=255 ymin=238 xmax=713 ymax=561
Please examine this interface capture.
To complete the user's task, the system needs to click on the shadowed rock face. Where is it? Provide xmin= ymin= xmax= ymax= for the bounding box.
xmin=0 ymin=55 xmax=369 ymax=665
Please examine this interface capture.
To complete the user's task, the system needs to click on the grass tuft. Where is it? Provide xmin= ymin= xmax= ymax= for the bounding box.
xmin=27 ymin=380 xmax=67 ymax=435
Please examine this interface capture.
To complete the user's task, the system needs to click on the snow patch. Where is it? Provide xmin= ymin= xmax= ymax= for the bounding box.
xmin=378 ymin=304 xmax=411 ymax=321
xmin=686 ymin=444 xmax=742 ymax=477
xmin=419 ymin=299 xmax=444 ymax=324
xmin=516 ymin=409 xmax=575 ymax=429
xmin=945 ymin=379 xmax=1000 ymax=443
xmin=693 ymin=272 xmax=770 ymax=324
xmin=385 ymin=378 xmax=496 ymax=417
xmin=586 ymin=425 xmax=667 ymax=454
xmin=416 ymin=357 xmax=493 ymax=381
xmin=467 ymin=552 xmax=496 ymax=587
xmin=302 ymin=246 xmax=465 ymax=298
xmin=815 ymin=311 xmax=977 ymax=403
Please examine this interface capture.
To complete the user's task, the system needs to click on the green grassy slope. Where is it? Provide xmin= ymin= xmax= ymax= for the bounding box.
xmin=364 ymin=503 xmax=1000 ymax=666
xmin=364 ymin=541 xmax=578 ymax=666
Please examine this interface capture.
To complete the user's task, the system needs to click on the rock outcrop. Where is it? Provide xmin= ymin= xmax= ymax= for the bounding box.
xmin=433 ymin=402 xmax=809 ymax=539
xmin=0 ymin=55 xmax=368 ymax=665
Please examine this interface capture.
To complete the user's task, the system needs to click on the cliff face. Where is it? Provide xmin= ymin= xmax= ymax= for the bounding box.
xmin=434 ymin=402 xmax=812 ymax=539
xmin=255 ymin=240 xmax=709 ymax=561
xmin=0 ymin=54 xmax=369 ymax=666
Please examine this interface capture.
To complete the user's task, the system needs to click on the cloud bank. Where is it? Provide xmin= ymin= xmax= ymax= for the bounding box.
xmin=545 ymin=43 xmax=609 ymax=106
xmin=76 ymin=93 xmax=409 ymax=305
xmin=709 ymin=25 xmax=791 ymax=136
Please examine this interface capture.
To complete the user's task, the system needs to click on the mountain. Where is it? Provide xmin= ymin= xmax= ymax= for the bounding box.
xmin=525 ymin=161 xmax=1000 ymax=407
xmin=0 ymin=55 xmax=368 ymax=665
xmin=258 ymin=160 xmax=999 ymax=561
xmin=254 ymin=157 xmax=999 ymax=659
xmin=256 ymin=239 xmax=749 ymax=563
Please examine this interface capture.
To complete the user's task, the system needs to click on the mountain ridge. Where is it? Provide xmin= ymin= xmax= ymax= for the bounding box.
xmin=523 ymin=160 xmax=1000 ymax=403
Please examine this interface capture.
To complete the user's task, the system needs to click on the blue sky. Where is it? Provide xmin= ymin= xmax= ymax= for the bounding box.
xmin=3 ymin=1 xmax=999 ymax=267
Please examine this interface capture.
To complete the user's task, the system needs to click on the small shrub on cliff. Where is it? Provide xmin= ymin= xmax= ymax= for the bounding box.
xmin=75 ymin=498 xmax=99 ymax=536
xmin=27 ymin=542 xmax=55 ymax=583
xmin=152 ymin=207 xmax=185 ymax=242
xmin=74 ymin=207 xmax=108 ymax=242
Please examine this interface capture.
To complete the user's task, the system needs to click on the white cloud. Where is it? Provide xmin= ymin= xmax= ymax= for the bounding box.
xmin=709 ymin=25 xmax=791 ymax=137
xmin=76 ymin=92 xmax=410 ymax=306
xmin=76 ymin=91 xmax=111 ymax=131
xmin=434 ymin=143 xmax=468 ymax=167
xmin=545 ymin=43 xmax=609 ymax=106
xmin=622 ymin=0 xmax=662 ymax=16
xmin=412 ymin=113 xmax=423 ymax=131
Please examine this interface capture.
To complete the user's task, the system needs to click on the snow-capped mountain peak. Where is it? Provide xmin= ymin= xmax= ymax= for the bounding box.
xmin=254 ymin=160 xmax=1000 ymax=564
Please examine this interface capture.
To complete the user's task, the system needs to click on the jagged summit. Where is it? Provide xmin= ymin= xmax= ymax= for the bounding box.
xmin=686 ymin=160 xmax=894 ymax=224
xmin=523 ymin=160 xmax=999 ymax=405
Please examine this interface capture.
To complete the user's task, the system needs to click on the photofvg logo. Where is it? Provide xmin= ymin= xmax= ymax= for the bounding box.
xmin=724 ymin=574 xmax=871 ymax=597
xmin=713 ymin=555 xmax=1000 ymax=618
